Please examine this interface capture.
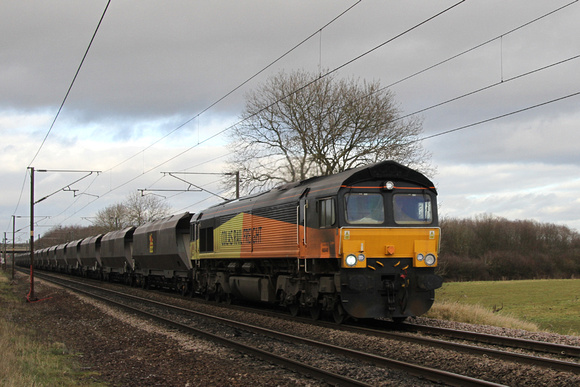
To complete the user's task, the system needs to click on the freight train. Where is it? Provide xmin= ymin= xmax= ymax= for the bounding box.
xmin=16 ymin=161 xmax=443 ymax=323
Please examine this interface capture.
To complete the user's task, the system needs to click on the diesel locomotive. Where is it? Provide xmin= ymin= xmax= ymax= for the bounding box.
xmin=18 ymin=160 xmax=443 ymax=323
xmin=190 ymin=160 xmax=442 ymax=322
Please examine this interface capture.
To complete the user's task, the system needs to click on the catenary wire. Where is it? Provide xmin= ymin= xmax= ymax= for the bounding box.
xmin=8 ymin=1 xmax=360 ymax=232
xmin=245 ymin=52 xmax=580 ymax=174
xmin=380 ymin=0 xmax=578 ymax=92
xmin=112 ymin=0 xmax=467 ymax=179
xmin=217 ymin=2 xmax=580 ymax=176
xmin=6 ymin=1 xmax=112 ymax=233
xmin=396 ymin=54 xmax=580 ymax=123
xmin=415 ymin=91 xmax=580 ymax=143
xmin=19 ymin=1 xmax=576 ymax=231
xmin=60 ymin=0 xmax=464 ymax=210
xmin=27 ymin=0 xmax=112 ymax=168
xmin=104 ymin=0 xmax=363 ymax=173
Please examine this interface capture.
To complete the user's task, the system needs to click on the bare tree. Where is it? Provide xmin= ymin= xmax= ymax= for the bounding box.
xmin=125 ymin=192 xmax=170 ymax=226
xmin=227 ymin=69 xmax=433 ymax=194
xmin=94 ymin=192 xmax=171 ymax=231
xmin=37 ymin=224 xmax=104 ymax=248
xmin=94 ymin=203 xmax=131 ymax=231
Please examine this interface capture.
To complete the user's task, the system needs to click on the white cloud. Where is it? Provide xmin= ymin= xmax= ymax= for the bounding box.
xmin=437 ymin=162 xmax=580 ymax=231
xmin=1 ymin=1 xmax=579 ymax=235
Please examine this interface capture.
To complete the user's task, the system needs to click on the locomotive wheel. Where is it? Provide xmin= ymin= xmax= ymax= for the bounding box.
xmin=332 ymin=303 xmax=346 ymax=324
xmin=215 ymin=285 xmax=225 ymax=303
xmin=204 ymin=288 xmax=213 ymax=301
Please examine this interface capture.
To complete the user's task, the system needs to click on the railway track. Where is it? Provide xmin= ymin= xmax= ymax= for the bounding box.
xmin=336 ymin=322 xmax=580 ymax=374
xmin=173 ymin=288 xmax=580 ymax=372
xmin=35 ymin=271 xmax=511 ymax=386
xmin=400 ymin=322 xmax=580 ymax=358
xmin=32 ymin=271 xmax=580 ymax=386
xmin=227 ymin=303 xmax=580 ymax=374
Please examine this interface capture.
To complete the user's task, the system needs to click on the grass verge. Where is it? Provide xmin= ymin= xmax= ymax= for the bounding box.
xmin=0 ymin=272 xmax=101 ymax=386
xmin=427 ymin=279 xmax=580 ymax=336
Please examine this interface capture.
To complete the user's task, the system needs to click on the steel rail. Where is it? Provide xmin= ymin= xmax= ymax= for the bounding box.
xmin=334 ymin=323 xmax=580 ymax=375
xmin=23 ymin=269 xmax=580 ymax=377
xmin=40 ymin=274 xmax=370 ymax=387
xmin=38 ymin=272 xmax=505 ymax=386
xmin=203 ymin=299 xmax=580 ymax=368
xmin=174 ymin=294 xmax=580 ymax=373
xmin=402 ymin=323 xmax=580 ymax=358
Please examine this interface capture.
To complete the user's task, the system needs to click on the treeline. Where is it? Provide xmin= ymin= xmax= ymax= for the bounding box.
xmin=36 ymin=225 xmax=106 ymax=249
xmin=32 ymin=213 xmax=580 ymax=281
xmin=438 ymin=214 xmax=580 ymax=281
xmin=35 ymin=193 xmax=171 ymax=249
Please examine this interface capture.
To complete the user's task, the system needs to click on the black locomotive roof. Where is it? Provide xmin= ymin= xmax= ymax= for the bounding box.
xmin=342 ymin=160 xmax=436 ymax=191
xmin=199 ymin=161 xmax=435 ymax=219
xmin=273 ymin=160 xmax=436 ymax=194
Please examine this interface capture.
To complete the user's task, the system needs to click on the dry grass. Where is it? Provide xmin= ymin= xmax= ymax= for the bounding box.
xmin=426 ymin=300 xmax=540 ymax=332
xmin=0 ymin=273 xmax=98 ymax=386
xmin=431 ymin=279 xmax=580 ymax=335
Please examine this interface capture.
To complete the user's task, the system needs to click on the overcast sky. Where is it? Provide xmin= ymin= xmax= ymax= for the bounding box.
xmin=2 ymin=0 xmax=579 ymax=242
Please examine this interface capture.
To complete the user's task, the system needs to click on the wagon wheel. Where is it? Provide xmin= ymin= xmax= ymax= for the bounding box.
xmin=288 ymin=304 xmax=300 ymax=317
xmin=332 ymin=303 xmax=346 ymax=324
xmin=309 ymin=304 xmax=322 ymax=320
xmin=180 ymin=283 xmax=189 ymax=297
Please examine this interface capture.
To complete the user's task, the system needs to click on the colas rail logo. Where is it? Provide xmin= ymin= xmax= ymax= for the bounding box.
xmin=221 ymin=227 xmax=263 ymax=246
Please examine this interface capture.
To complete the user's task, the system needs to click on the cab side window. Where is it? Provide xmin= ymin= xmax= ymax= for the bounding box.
xmin=199 ymin=226 xmax=214 ymax=252
xmin=317 ymin=198 xmax=335 ymax=228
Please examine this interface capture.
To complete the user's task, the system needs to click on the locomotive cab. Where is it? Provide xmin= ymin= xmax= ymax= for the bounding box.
xmin=336 ymin=179 xmax=443 ymax=320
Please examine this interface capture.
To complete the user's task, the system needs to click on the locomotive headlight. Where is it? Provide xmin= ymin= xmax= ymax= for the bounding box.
xmin=346 ymin=254 xmax=358 ymax=267
xmin=384 ymin=181 xmax=395 ymax=190
xmin=358 ymin=254 xmax=366 ymax=262
xmin=417 ymin=253 xmax=424 ymax=262
xmin=425 ymin=254 xmax=436 ymax=266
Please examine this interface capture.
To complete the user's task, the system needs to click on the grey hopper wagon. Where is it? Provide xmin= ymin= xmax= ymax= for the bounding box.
xmin=55 ymin=243 xmax=68 ymax=272
xmin=132 ymin=212 xmax=193 ymax=292
xmin=47 ymin=245 xmax=58 ymax=270
xmin=100 ymin=226 xmax=136 ymax=282
xmin=65 ymin=239 xmax=83 ymax=274
xmin=79 ymin=234 xmax=104 ymax=278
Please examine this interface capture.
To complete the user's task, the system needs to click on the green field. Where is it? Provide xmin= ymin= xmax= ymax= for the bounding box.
xmin=429 ymin=279 xmax=580 ymax=336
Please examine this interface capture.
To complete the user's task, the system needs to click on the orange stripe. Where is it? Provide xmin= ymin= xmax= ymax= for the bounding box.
xmin=341 ymin=185 xmax=435 ymax=190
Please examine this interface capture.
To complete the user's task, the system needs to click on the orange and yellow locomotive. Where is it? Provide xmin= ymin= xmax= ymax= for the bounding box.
xmin=191 ymin=161 xmax=443 ymax=322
